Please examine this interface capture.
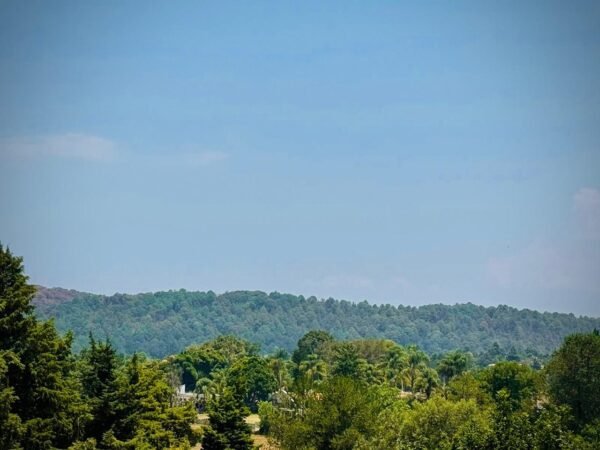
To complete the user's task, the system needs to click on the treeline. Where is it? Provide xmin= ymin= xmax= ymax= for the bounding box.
xmin=34 ymin=288 xmax=600 ymax=359
xmin=2 ymin=245 xmax=600 ymax=449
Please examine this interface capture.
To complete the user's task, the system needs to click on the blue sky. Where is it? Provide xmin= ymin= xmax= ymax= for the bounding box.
xmin=1 ymin=1 xmax=599 ymax=315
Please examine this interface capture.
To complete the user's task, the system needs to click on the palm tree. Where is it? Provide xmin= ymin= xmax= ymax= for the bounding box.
xmin=416 ymin=367 xmax=440 ymax=399
xmin=403 ymin=345 xmax=429 ymax=392
xmin=382 ymin=346 xmax=408 ymax=390
xmin=269 ymin=356 xmax=292 ymax=390
xmin=298 ymin=354 xmax=328 ymax=387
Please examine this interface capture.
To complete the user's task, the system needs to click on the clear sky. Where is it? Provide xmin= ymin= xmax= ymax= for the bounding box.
xmin=1 ymin=1 xmax=599 ymax=316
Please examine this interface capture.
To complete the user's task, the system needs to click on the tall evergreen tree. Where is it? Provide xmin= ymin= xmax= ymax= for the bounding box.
xmin=202 ymin=388 xmax=252 ymax=450
xmin=79 ymin=334 xmax=119 ymax=441
xmin=0 ymin=244 xmax=90 ymax=448
xmin=102 ymin=354 xmax=197 ymax=448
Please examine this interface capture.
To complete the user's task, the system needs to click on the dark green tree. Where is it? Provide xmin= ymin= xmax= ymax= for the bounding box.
xmin=227 ymin=355 xmax=277 ymax=412
xmin=331 ymin=343 xmax=365 ymax=379
xmin=79 ymin=334 xmax=119 ymax=441
xmin=104 ymin=354 xmax=197 ymax=448
xmin=169 ymin=344 xmax=225 ymax=391
xmin=546 ymin=331 xmax=600 ymax=429
xmin=0 ymin=244 xmax=90 ymax=449
xmin=202 ymin=388 xmax=252 ymax=450
xmin=292 ymin=330 xmax=334 ymax=364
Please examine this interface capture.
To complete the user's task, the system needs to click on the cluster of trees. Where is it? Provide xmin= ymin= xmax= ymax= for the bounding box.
xmin=35 ymin=288 xmax=600 ymax=359
xmin=3 ymin=245 xmax=600 ymax=449
xmin=162 ymin=326 xmax=600 ymax=449
xmin=255 ymin=330 xmax=600 ymax=449
xmin=1 ymin=245 xmax=198 ymax=449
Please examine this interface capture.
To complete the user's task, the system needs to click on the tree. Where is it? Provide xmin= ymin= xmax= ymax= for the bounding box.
xmin=272 ymin=376 xmax=382 ymax=450
xmin=79 ymin=334 xmax=119 ymax=441
xmin=402 ymin=345 xmax=429 ymax=392
xmin=202 ymin=388 xmax=252 ymax=450
xmin=169 ymin=345 xmax=225 ymax=391
xmin=488 ymin=389 xmax=535 ymax=450
xmin=415 ymin=367 xmax=440 ymax=399
xmin=292 ymin=330 xmax=334 ymax=364
xmin=296 ymin=354 xmax=328 ymax=390
xmin=0 ymin=244 xmax=90 ymax=448
xmin=479 ymin=361 xmax=540 ymax=412
xmin=546 ymin=331 xmax=600 ymax=429
xmin=200 ymin=335 xmax=259 ymax=366
xmin=105 ymin=354 xmax=197 ymax=448
xmin=331 ymin=343 xmax=365 ymax=379
xmin=227 ymin=355 xmax=277 ymax=412
xmin=398 ymin=396 xmax=493 ymax=449
xmin=447 ymin=372 xmax=490 ymax=405
xmin=382 ymin=345 xmax=408 ymax=389
xmin=268 ymin=351 xmax=292 ymax=391
xmin=437 ymin=350 xmax=472 ymax=384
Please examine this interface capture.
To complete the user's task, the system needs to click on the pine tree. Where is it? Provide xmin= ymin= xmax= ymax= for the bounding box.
xmin=79 ymin=333 xmax=119 ymax=441
xmin=0 ymin=244 xmax=90 ymax=448
xmin=102 ymin=354 xmax=197 ymax=448
xmin=202 ymin=388 xmax=252 ymax=450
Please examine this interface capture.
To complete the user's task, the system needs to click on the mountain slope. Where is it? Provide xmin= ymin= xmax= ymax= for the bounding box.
xmin=33 ymin=288 xmax=600 ymax=358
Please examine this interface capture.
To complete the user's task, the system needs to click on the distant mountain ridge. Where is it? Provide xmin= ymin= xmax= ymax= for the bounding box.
xmin=33 ymin=287 xmax=600 ymax=358
xmin=33 ymin=286 xmax=90 ymax=307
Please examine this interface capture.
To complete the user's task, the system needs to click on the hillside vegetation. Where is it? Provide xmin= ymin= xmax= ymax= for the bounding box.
xmin=34 ymin=288 xmax=600 ymax=358
xmin=3 ymin=247 xmax=600 ymax=449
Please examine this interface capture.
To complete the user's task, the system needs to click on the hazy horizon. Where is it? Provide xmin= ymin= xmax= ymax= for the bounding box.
xmin=2 ymin=1 xmax=599 ymax=315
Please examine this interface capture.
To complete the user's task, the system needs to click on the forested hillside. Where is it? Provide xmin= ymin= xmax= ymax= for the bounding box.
xmin=34 ymin=288 xmax=600 ymax=358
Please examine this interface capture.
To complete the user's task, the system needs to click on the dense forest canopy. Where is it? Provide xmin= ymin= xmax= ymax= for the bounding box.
xmin=34 ymin=287 xmax=600 ymax=359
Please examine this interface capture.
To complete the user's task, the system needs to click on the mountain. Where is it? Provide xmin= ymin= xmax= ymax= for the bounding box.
xmin=33 ymin=287 xmax=600 ymax=358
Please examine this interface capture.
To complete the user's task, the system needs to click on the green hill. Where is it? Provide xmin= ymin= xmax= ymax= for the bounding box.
xmin=33 ymin=287 xmax=600 ymax=358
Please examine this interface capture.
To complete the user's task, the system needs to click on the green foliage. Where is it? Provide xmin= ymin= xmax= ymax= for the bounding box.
xmin=479 ymin=361 xmax=541 ymax=411
xmin=398 ymin=396 xmax=493 ymax=449
xmin=403 ymin=345 xmax=429 ymax=392
xmin=531 ymin=404 xmax=582 ymax=450
xmin=257 ymin=401 xmax=276 ymax=434
xmin=271 ymin=376 xmax=385 ymax=450
xmin=202 ymin=388 xmax=252 ymax=450
xmin=382 ymin=344 xmax=408 ymax=389
xmin=487 ymin=388 xmax=535 ymax=450
xmin=168 ymin=344 xmax=226 ymax=391
xmin=267 ymin=351 xmax=293 ymax=391
xmin=34 ymin=289 xmax=600 ymax=358
xmin=447 ymin=372 xmax=490 ymax=405
xmin=292 ymin=330 xmax=335 ymax=364
xmin=295 ymin=354 xmax=329 ymax=392
xmin=437 ymin=350 xmax=472 ymax=383
xmin=103 ymin=354 xmax=197 ymax=448
xmin=199 ymin=335 xmax=259 ymax=366
xmin=0 ymin=244 xmax=90 ymax=449
xmin=5 ymin=246 xmax=600 ymax=449
xmin=227 ymin=355 xmax=277 ymax=412
xmin=331 ymin=342 xmax=366 ymax=379
xmin=79 ymin=334 xmax=119 ymax=441
xmin=546 ymin=331 xmax=600 ymax=429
